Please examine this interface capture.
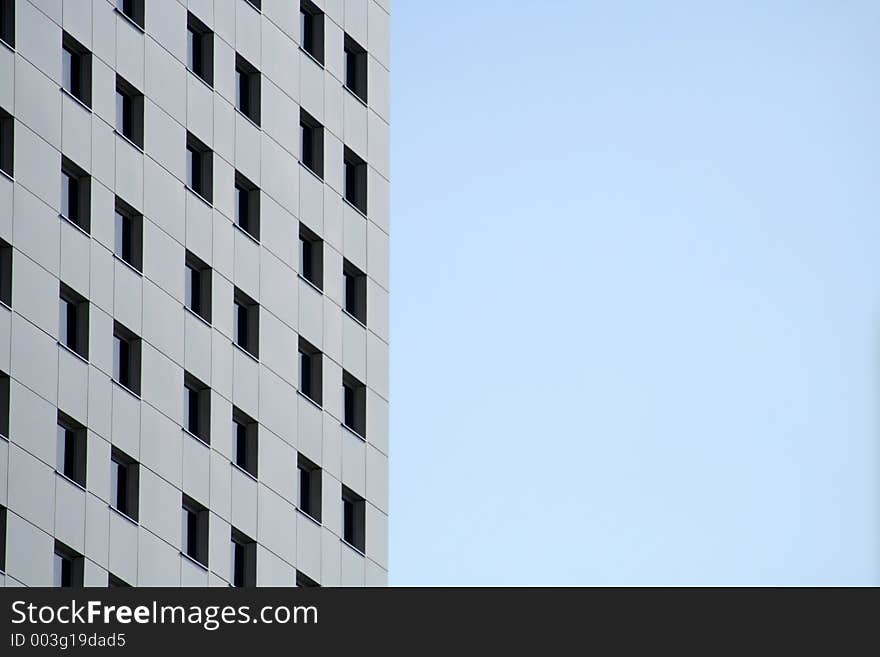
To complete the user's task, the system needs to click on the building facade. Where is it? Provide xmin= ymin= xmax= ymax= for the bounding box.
xmin=0 ymin=0 xmax=390 ymax=587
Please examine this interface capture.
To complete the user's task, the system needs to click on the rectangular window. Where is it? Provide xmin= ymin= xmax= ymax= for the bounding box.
xmin=233 ymin=288 xmax=259 ymax=359
xmin=232 ymin=407 xmax=258 ymax=477
xmin=56 ymin=412 xmax=87 ymax=487
xmin=230 ymin=528 xmax=256 ymax=587
xmin=342 ymin=371 xmax=367 ymax=439
xmin=115 ymin=76 xmax=144 ymax=148
xmin=299 ymin=223 xmax=323 ymax=290
xmin=297 ymin=454 xmax=322 ymax=522
xmin=235 ymin=54 xmax=261 ymax=126
xmin=186 ymin=132 xmax=213 ymax=203
xmin=234 ymin=172 xmax=260 ymax=240
xmin=344 ymin=34 xmax=367 ymax=104
xmin=54 ymin=541 xmax=84 ymax=587
xmin=0 ymin=370 xmax=9 ymax=439
xmin=187 ymin=12 xmax=213 ymax=86
xmin=298 ymin=337 xmax=323 ymax=406
xmin=300 ymin=109 xmax=324 ymax=178
xmin=114 ymin=198 xmax=143 ymax=271
xmin=110 ymin=447 xmax=139 ymax=521
xmin=59 ymin=283 xmax=89 ymax=359
xmin=0 ymin=107 xmax=13 ymax=178
xmin=0 ymin=238 xmax=12 ymax=307
xmin=62 ymin=33 xmax=92 ymax=108
xmin=183 ymin=372 xmax=211 ymax=444
xmin=113 ymin=321 xmax=141 ymax=395
xmin=0 ymin=505 xmax=6 ymax=572
xmin=341 ymin=486 xmax=365 ymax=552
xmin=0 ymin=0 xmax=14 ymax=48
xmin=343 ymin=146 xmax=367 ymax=215
xmin=61 ymin=157 xmax=91 ymax=233
xmin=296 ymin=570 xmax=320 ymax=587
xmin=181 ymin=495 xmax=208 ymax=567
xmin=300 ymin=0 xmax=324 ymax=65
xmin=343 ymin=259 xmax=367 ymax=324
xmin=185 ymin=251 xmax=212 ymax=323
xmin=116 ymin=0 xmax=144 ymax=29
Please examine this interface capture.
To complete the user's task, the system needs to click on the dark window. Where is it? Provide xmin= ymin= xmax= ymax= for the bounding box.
xmin=343 ymin=146 xmax=367 ymax=215
xmin=61 ymin=157 xmax=91 ymax=233
xmin=233 ymin=288 xmax=259 ymax=359
xmin=299 ymin=223 xmax=323 ymax=290
xmin=231 ymin=528 xmax=256 ymax=587
xmin=114 ymin=197 xmax=143 ymax=271
xmin=186 ymin=132 xmax=213 ymax=202
xmin=296 ymin=570 xmax=320 ymax=587
xmin=0 ymin=238 xmax=12 ymax=307
xmin=0 ymin=0 xmax=14 ymax=48
xmin=232 ymin=407 xmax=258 ymax=477
xmin=108 ymin=574 xmax=131 ymax=587
xmin=235 ymin=54 xmax=260 ymax=126
xmin=245 ymin=0 xmax=261 ymax=11
xmin=0 ymin=506 xmax=6 ymax=572
xmin=185 ymin=251 xmax=212 ymax=322
xmin=234 ymin=172 xmax=260 ymax=240
xmin=0 ymin=370 xmax=8 ymax=439
xmin=116 ymin=0 xmax=144 ymax=29
xmin=344 ymin=34 xmax=367 ymax=104
xmin=297 ymin=454 xmax=322 ymax=522
xmin=113 ymin=321 xmax=141 ymax=395
xmin=181 ymin=495 xmax=208 ymax=567
xmin=342 ymin=371 xmax=366 ymax=438
xmin=116 ymin=76 xmax=144 ymax=148
xmin=343 ymin=259 xmax=367 ymax=324
xmin=300 ymin=109 xmax=324 ymax=178
xmin=183 ymin=372 xmax=211 ymax=444
xmin=59 ymin=283 xmax=89 ymax=359
xmin=0 ymin=107 xmax=13 ymax=177
xmin=56 ymin=412 xmax=87 ymax=487
xmin=54 ymin=541 xmax=84 ymax=587
xmin=341 ymin=486 xmax=365 ymax=552
xmin=300 ymin=0 xmax=324 ymax=64
xmin=62 ymin=33 xmax=92 ymax=108
xmin=111 ymin=447 xmax=139 ymax=521
xmin=298 ymin=337 xmax=322 ymax=406
xmin=187 ymin=12 xmax=213 ymax=86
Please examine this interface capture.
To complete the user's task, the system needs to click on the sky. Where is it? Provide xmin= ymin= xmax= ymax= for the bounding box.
xmin=388 ymin=1 xmax=880 ymax=585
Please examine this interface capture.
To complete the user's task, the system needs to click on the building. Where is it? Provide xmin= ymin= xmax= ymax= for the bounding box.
xmin=0 ymin=0 xmax=390 ymax=587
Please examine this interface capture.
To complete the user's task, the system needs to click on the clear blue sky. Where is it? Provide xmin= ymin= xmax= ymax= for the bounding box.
xmin=389 ymin=1 xmax=880 ymax=585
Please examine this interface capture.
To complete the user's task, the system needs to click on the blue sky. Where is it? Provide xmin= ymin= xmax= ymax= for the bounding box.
xmin=388 ymin=1 xmax=880 ymax=585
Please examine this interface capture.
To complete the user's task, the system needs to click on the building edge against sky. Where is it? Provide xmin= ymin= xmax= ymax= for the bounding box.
xmin=0 ymin=0 xmax=390 ymax=587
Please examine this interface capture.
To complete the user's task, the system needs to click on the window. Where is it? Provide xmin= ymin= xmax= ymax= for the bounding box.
xmin=186 ymin=132 xmax=213 ymax=203
xmin=234 ymin=172 xmax=260 ymax=240
xmin=54 ymin=541 xmax=84 ymax=587
xmin=181 ymin=495 xmax=208 ymax=567
xmin=116 ymin=76 xmax=144 ymax=148
xmin=0 ymin=0 xmax=14 ymax=48
xmin=296 ymin=570 xmax=320 ymax=587
xmin=297 ymin=454 xmax=322 ymax=522
xmin=113 ymin=321 xmax=141 ymax=395
xmin=56 ymin=412 xmax=87 ymax=487
xmin=0 ymin=238 xmax=12 ymax=307
xmin=0 ymin=370 xmax=8 ymax=439
xmin=232 ymin=407 xmax=258 ymax=477
xmin=300 ymin=109 xmax=324 ymax=178
xmin=62 ymin=33 xmax=92 ymax=108
xmin=344 ymin=35 xmax=367 ymax=104
xmin=300 ymin=0 xmax=324 ymax=65
xmin=299 ymin=223 xmax=323 ymax=290
xmin=343 ymin=146 xmax=367 ymax=215
xmin=231 ymin=528 xmax=256 ymax=587
xmin=110 ymin=447 xmax=139 ymax=521
xmin=185 ymin=251 xmax=212 ymax=322
xmin=0 ymin=107 xmax=12 ymax=178
xmin=298 ymin=338 xmax=322 ymax=406
xmin=116 ymin=0 xmax=144 ymax=29
xmin=59 ymin=283 xmax=89 ymax=359
xmin=114 ymin=198 xmax=143 ymax=271
xmin=342 ymin=371 xmax=366 ymax=438
xmin=108 ymin=574 xmax=131 ymax=587
xmin=245 ymin=0 xmax=261 ymax=11
xmin=341 ymin=486 xmax=365 ymax=552
xmin=183 ymin=372 xmax=211 ymax=444
xmin=235 ymin=54 xmax=260 ymax=126
xmin=233 ymin=288 xmax=259 ymax=359
xmin=0 ymin=506 xmax=6 ymax=572
xmin=61 ymin=157 xmax=91 ymax=233
xmin=187 ymin=13 xmax=213 ymax=86
xmin=343 ymin=259 xmax=367 ymax=324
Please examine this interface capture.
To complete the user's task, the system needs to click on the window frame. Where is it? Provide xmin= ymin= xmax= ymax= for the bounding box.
xmin=185 ymin=251 xmax=212 ymax=323
xmin=116 ymin=0 xmax=145 ymax=30
xmin=235 ymin=54 xmax=261 ymax=126
xmin=59 ymin=282 xmax=89 ymax=359
xmin=232 ymin=407 xmax=258 ymax=478
xmin=233 ymin=288 xmax=260 ymax=359
xmin=0 ymin=107 xmax=12 ymax=178
xmin=343 ymin=146 xmax=367 ymax=215
xmin=187 ymin=12 xmax=214 ymax=86
xmin=56 ymin=411 xmax=87 ymax=487
xmin=298 ymin=337 xmax=323 ymax=406
xmin=181 ymin=495 xmax=209 ymax=567
xmin=62 ymin=32 xmax=92 ymax=108
xmin=230 ymin=528 xmax=257 ymax=587
xmin=0 ymin=0 xmax=15 ymax=49
xmin=344 ymin=34 xmax=368 ymax=104
xmin=60 ymin=156 xmax=91 ymax=233
xmin=341 ymin=485 xmax=366 ymax=553
xmin=54 ymin=541 xmax=85 ymax=587
xmin=113 ymin=321 xmax=142 ymax=396
xmin=186 ymin=132 xmax=213 ymax=203
xmin=300 ymin=109 xmax=324 ymax=178
xmin=110 ymin=447 xmax=139 ymax=521
xmin=234 ymin=171 xmax=260 ymax=241
xmin=299 ymin=223 xmax=324 ymax=290
xmin=183 ymin=372 xmax=211 ymax=444
xmin=300 ymin=0 xmax=325 ymax=65
xmin=342 ymin=370 xmax=367 ymax=439
xmin=343 ymin=259 xmax=367 ymax=325
xmin=114 ymin=197 xmax=143 ymax=272
xmin=297 ymin=454 xmax=322 ymax=523
xmin=115 ymin=75 xmax=144 ymax=149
